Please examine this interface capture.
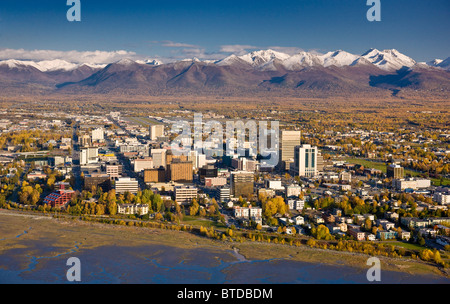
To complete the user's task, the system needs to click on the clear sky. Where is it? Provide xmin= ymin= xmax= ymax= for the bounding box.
xmin=0 ymin=0 xmax=449 ymax=63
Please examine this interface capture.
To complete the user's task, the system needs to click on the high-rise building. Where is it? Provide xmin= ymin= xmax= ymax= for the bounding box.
xmin=106 ymin=164 xmax=122 ymax=178
xmin=292 ymin=144 xmax=318 ymax=177
xmin=230 ymin=171 xmax=254 ymax=199
xmin=279 ymin=130 xmax=301 ymax=171
xmin=143 ymin=168 xmax=166 ymax=183
xmin=84 ymin=173 xmax=111 ymax=192
xmin=317 ymin=152 xmax=324 ymax=172
xmin=231 ymin=157 xmax=258 ymax=172
xmin=387 ymin=164 xmax=404 ymax=179
xmin=79 ymin=134 xmax=91 ymax=147
xmin=199 ymin=164 xmax=218 ymax=183
xmin=166 ymin=160 xmax=193 ymax=183
xmin=80 ymin=147 xmax=98 ymax=165
xmin=149 ymin=125 xmax=164 ymax=141
xmin=133 ymin=158 xmax=154 ymax=172
xmin=151 ymin=149 xmax=167 ymax=168
xmin=215 ymin=187 xmax=231 ymax=203
xmin=91 ymin=128 xmax=104 ymax=141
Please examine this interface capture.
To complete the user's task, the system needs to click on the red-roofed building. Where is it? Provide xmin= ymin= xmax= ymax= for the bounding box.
xmin=43 ymin=189 xmax=75 ymax=208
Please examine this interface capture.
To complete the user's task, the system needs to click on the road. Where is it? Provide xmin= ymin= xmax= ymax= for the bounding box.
xmin=106 ymin=116 xmax=147 ymax=191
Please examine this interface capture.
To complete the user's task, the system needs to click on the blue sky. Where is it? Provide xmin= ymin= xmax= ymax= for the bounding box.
xmin=0 ymin=0 xmax=449 ymax=62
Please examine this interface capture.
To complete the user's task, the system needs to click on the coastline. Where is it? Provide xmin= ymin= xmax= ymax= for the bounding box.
xmin=0 ymin=210 xmax=448 ymax=282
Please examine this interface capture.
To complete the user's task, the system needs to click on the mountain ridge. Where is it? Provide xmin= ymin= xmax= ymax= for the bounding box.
xmin=1 ymin=48 xmax=449 ymax=97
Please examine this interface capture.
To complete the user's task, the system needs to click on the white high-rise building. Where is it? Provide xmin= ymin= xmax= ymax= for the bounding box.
xmin=292 ymin=144 xmax=318 ymax=177
xmin=151 ymin=149 xmax=167 ymax=168
xmin=149 ymin=125 xmax=164 ymax=141
xmin=91 ymin=128 xmax=104 ymax=141
xmin=80 ymin=147 xmax=99 ymax=165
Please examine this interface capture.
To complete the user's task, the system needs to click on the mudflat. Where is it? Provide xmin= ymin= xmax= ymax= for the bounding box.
xmin=0 ymin=210 xmax=448 ymax=284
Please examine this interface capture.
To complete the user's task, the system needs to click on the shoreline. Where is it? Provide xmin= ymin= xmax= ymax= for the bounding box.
xmin=0 ymin=210 xmax=448 ymax=281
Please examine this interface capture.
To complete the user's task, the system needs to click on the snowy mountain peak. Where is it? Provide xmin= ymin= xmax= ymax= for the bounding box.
xmin=239 ymin=49 xmax=291 ymax=66
xmin=361 ymin=48 xmax=416 ymax=71
xmin=427 ymin=59 xmax=443 ymax=67
xmin=136 ymin=59 xmax=163 ymax=66
xmin=115 ymin=58 xmax=138 ymax=66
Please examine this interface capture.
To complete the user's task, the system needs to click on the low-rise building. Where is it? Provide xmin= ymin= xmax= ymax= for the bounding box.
xmin=117 ymin=204 xmax=149 ymax=215
xmin=115 ymin=177 xmax=139 ymax=194
xmin=347 ymin=224 xmax=365 ymax=241
xmin=287 ymin=199 xmax=305 ymax=211
xmin=377 ymin=230 xmax=398 ymax=240
xmin=43 ymin=189 xmax=75 ymax=208
xmin=174 ymin=186 xmax=198 ymax=205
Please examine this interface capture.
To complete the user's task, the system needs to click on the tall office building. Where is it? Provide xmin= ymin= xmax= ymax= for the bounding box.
xmin=279 ymin=130 xmax=301 ymax=171
xmin=166 ymin=160 xmax=193 ymax=183
xmin=143 ymin=168 xmax=166 ymax=183
xmin=79 ymin=134 xmax=92 ymax=147
xmin=91 ymin=128 xmax=104 ymax=141
xmin=292 ymin=144 xmax=318 ymax=177
xmin=230 ymin=171 xmax=254 ymax=199
xmin=151 ymin=149 xmax=167 ymax=168
xmin=80 ymin=147 xmax=99 ymax=165
xmin=149 ymin=125 xmax=164 ymax=141
xmin=387 ymin=164 xmax=404 ymax=179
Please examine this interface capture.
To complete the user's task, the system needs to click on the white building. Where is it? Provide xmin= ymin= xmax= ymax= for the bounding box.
xmin=133 ymin=158 xmax=154 ymax=172
xmin=292 ymin=144 xmax=318 ymax=177
xmin=433 ymin=192 xmax=450 ymax=205
xmin=287 ymin=199 xmax=305 ymax=210
xmin=266 ymin=180 xmax=284 ymax=190
xmin=150 ymin=125 xmax=164 ymax=141
xmin=117 ymin=204 xmax=149 ymax=215
xmin=174 ymin=186 xmax=198 ymax=205
xmin=233 ymin=205 xmax=262 ymax=221
xmin=115 ymin=177 xmax=139 ymax=194
xmin=91 ymin=128 xmax=104 ymax=141
xmin=392 ymin=178 xmax=431 ymax=190
xmin=80 ymin=147 xmax=98 ymax=165
xmin=286 ymin=184 xmax=302 ymax=198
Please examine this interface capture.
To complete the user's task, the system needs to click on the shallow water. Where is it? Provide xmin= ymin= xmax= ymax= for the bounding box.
xmin=1 ymin=241 xmax=449 ymax=284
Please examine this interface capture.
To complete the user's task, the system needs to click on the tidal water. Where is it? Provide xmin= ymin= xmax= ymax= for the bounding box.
xmin=1 ymin=240 xmax=449 ymax=284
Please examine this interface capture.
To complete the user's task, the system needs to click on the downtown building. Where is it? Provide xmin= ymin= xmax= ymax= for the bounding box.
xmin=279 ymin=130 xmax=301 ymax=171
xmin=149 ymin=125 xmax=164 ymax=141
xmin=291 ymin=144 xmax=318 ymax=177
xmin=114 ymin=177 xmax=139 ymax=194
xmin=174 ymin=186 xmax=198 ymax=205
xmin=387 ymin=163 xmax=404 ymax=179
xmin=166 ymin=160 xmax=193 ymax=183
xmin=230 ymin=171 xmax=254 ymax=199
xmin=80 ymin=147 xmax=99 ymax=165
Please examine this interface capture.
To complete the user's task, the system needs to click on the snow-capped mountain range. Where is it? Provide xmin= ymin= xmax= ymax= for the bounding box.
xmin=1 ymin=48 xmax=449 ymax=97
xmin=0 ymin=48 xmax=448 ymax=72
